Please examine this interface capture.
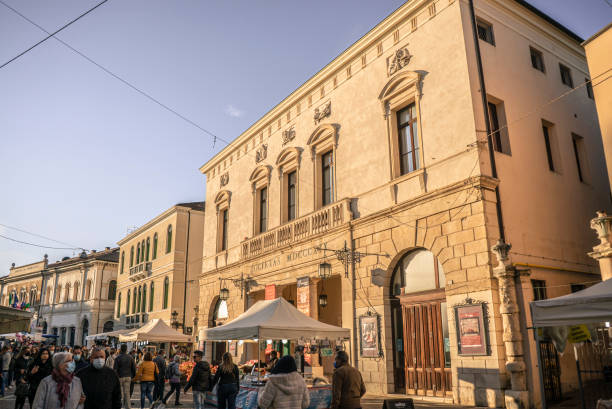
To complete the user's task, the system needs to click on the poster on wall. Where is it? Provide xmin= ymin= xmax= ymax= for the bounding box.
xmin=359 ymin=314 xmax=382 ymax=357
xmin=455 ymin=303 xmax=487 ymax=355
xmin=265 ymin=284 xmax=277 ymax=300
xmin=297 ymin=277 xmax=310 ymax=316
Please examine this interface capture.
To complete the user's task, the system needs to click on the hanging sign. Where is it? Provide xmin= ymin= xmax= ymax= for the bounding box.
xmin=297 ymin=277 xmax=310 ymax=316
xmin=568 ymin=325 xmax=591 ymax=343
xmin=265 ymin=284 xmax=277 ymax=300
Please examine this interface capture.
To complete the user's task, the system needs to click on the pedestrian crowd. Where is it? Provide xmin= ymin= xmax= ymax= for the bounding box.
xmin=0 ymin=342 xmax=366 ymax=409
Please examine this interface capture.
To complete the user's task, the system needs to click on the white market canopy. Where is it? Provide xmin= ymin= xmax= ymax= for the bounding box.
xmin=202 ymin=297 xmax=351 ymax=341
xmin=119 ymin=318 xmax=192 ymax=343
xmin=86 ymin=328 xmax=134 ymax=341
xmin=530 ymin=278 xmax=612 ymax=327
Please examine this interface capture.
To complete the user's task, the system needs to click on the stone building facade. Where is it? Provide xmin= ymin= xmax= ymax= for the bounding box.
xmin=196 ymin=0 xmax=609 ymax=408
xmin=1 ymin=249 xmax=119 ymax=346
xmin=113 ymin=202 xmax=204 ymax=336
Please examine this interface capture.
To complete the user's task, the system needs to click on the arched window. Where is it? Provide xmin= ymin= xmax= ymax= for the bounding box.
xmin=130 ymin=246 xmax=134 ymax=267
xmin=120 ymin=251 xmax=125 ymax=274
xmin=81 ymin=319 xmax=89 ymax=346
xmin=108 ymin=280 xmax=117 ymax=300
xmin=132 ymin=287 xmax=137 ymax=314
xmin=149 ymin=282 xmax=154 ymax=311
xmin=56 ymin=285 xmax=62 ymax=304
xmin=73 ymin=281 xmax=79 ymax=301
xmin=390 ymin=249 xmax=446 ymax=295
xmin=136 ymin=243 xmax=141 ymax=265
xmin=126 ymin=290 xmax=131 ymax=315
xmin=103 ymin=321 xmax=114 ymax=332
xmin=142 ymin=284 xmax=147 ymax=312
xmin=85 ymin=280 xmax=92 ymax=300
xmin=64 ymin=283 xmax=71 ymax=303
xmin=153 ymin=234 xmax=158 ymax=259
xmin=117 ymin=293 xmax=122 ymax=318
xmin=141 ymin=240 xmax=146 ymax=262
xmin=30 ymin=288 xmax=37 ymax=305
xmin=166 ymin=225 xmax=172 ymax=254
xmin=42 ymin=321 xmax=48 ymax=334
xmin=146 ymin=238 xmax=150 ymax=261
xmin=163 ymin=277 xmax=169 ymax=309
xmin=137 ymin=286 xmax=142 ymax=313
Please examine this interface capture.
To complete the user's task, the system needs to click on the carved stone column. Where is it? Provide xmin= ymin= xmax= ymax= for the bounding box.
xmin=588 ymin=211 xmax=612 ymax=281
xmin=491 ymin=240 xmax=528 ymax=409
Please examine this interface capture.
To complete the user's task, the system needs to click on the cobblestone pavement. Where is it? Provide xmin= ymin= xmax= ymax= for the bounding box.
xmin=0 ymin=385 xmax=477 ymax=409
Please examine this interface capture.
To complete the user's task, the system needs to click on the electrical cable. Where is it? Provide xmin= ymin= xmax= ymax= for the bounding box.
xmin=0 ymin=222 xmax=81 ymax=249
xmin=0 ymin=233 xmax=83 ymax=250
xmin=0 ymin=0 xmax=109 ymax=70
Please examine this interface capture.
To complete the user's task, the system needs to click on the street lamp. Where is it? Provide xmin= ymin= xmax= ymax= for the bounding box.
xmin=318 ymin=261 xmax=332 ymax=280
xmin=219 ymin=287 xmax=230 ymax=301
xmin=171 ymin=310 xmax=181 ymax=330
xmin=318 ymin=293 xmax=328 ymax=308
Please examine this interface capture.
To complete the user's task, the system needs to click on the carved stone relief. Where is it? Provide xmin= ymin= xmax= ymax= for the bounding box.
xmin=255 ymin=144 xmax=268 ymax=163
xmin=314 ymin=102 xmax=331 ymax=124
xmin=387 ymin=47 xmax=411 ymax=76
xmin=282 ymin=127 xmax=295 ymax=145
xmin=219 ymin=172 xmax=229 ymax=187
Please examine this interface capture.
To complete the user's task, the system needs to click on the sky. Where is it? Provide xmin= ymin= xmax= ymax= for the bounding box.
xmin=1 ymin=0 xmax=611 ymax=271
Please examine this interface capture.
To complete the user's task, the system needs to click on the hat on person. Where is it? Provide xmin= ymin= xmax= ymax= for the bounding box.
xmin=269 ymin=355 xmax=297 ymax=374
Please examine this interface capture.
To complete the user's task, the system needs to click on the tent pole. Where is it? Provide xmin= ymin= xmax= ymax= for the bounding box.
xmin=258 ymin=341 xmax=261 ymax=381
xmin=574 ymin=345 xmax=586 ymax=409
xmin=531 ymin=305 xmax=547 ymax=409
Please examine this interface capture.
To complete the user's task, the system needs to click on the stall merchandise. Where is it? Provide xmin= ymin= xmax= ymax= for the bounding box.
xmin=86 ymin=328 xmax=134 ymax=344
xmin=205 ymin=385 xmax=332 ymax=409
xmin=530 ymin=279 xmax=612 ymax=409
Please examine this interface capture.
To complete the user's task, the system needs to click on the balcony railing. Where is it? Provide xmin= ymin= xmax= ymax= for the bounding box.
xmin=129 ymin=262 xmax=152 ymax=282
xmin=241 ymin=198 xmax=352 ymax=259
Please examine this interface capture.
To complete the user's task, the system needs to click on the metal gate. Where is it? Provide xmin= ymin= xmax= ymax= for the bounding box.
xmin=539 ymin=340 xmax=562 ymax=403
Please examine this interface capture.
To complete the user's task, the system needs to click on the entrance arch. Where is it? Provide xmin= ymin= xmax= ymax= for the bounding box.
xmin=389 ymin=248 xmax=451 ymax=397
xmin=81 ymin=319 xmax=89 ymax=346
xmin=208 ymin=296 xmax=228 ymax=364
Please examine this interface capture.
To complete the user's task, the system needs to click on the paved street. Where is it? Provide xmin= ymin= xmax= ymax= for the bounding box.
xmin=0 ymin=384 xmax=481 ymax=409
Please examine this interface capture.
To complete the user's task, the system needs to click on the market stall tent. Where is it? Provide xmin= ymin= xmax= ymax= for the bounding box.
xmin=119 ymin=318 xmax=192 ymax=342
xmin=86 ymin=328 xmax=134 ymax=342
xmin=202 ymin=297 xmax=351 ymax=341
xmin=530 ymin=278 xmax=612 ymax=327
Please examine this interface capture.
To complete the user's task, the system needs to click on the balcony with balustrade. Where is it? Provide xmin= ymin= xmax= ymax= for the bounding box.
xmin=241 ymin=198 xmax=352 ymax=260
xmin=129 ymin=262 xmax=152 ymax=282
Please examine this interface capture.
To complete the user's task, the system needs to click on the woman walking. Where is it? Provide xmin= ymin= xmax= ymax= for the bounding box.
xmin=27 ymin=348 xmax=53 ymax=409
xmin=134 ymin=352 xmax=158 ymax=409
xmin=13 ymin=347 xmax=30 ymax=409
xmin=31 ymin=351 xmax=85 ymax=409
xmin=162 ymin=355 xmax=182 ymax=406
xmin=257 ymin=355 xmax=310 ymax=409
xmin=211 ymin=352 xmax=239 ymax=409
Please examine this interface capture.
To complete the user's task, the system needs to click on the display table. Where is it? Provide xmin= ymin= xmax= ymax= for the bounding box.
xmin=205 ymin=384 xmax=332 ymax=409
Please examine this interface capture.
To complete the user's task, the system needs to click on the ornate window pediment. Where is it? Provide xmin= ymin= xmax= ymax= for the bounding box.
xmin=214 ymin=190 xmax=231 ymax=209
xmin=276 ymin=147 xmax=302 ymax=171
xmin=378 ymin=70 xmax=421 ymax=115
xmin=307 ymin=123 xmax=339 ymax=156
xmin=249 ymin=165 xmax=272 ymax=186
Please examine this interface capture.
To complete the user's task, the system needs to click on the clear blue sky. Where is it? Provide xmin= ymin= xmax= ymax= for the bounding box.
xmin=1 ymin=0 xmax=611 ymax=270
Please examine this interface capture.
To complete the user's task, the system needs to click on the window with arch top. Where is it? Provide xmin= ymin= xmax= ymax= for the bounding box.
xmin=149 ymin=282 xmax=154 ymax=311
xmin=130 ymin=246 xmax=134 ymax=267
xmin=276 ymin=147 xmax=302 ymax=223
xmin=141 ymin=240 xmax=145 ymax=262
xmin=120 ymin=251 xmax=125 ymax=274
xmin=117 ymin=292 xmax=122 ymax=318
xmin=136 ymin=243 xmax=140 ymax=265
xmin=163 ymin=277 xmax=169 ymax=309
xmin=146 ymin=237 xmax=150 ymax=261
xmin=126 ymin=290 xmax=131 ymax=315
xmin=153 ymin=234 xmax=158 ymax=259
xmin=307 ymin=123 xmax=338 ymax=209
xmin=108 ymin=280 xmax=117 ymax=300
xmin=391 ymin=249 xmax=445 ymax=296
xmin=166 ymin=225 xmax=172 ymax=254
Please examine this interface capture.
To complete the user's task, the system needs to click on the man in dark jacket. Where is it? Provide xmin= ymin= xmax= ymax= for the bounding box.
xmin=331 ymin=351 xmax=366 ymax=409
xmin=72 ymin=345 xmax=89 ymax=373
xmin=77 ymin=347 xmax=121 ymax=409
xmin=153 ymin=350 xmax=167 ymax=401
xmin=114 ymin=344 xmax=136 ymax=409
xmin=184 ymin=351 xmax=212 ymax=409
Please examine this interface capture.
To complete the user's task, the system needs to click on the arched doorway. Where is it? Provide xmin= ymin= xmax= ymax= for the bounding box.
xmin=103 ymin=321 xmax=114 ymax=332
xmin=81 ymin=319 xmax=89 ymax=346
xmin=210 ymin=297 xmax=228 ymax=365
xmin=390 ymin=249 xmax=451 ymax=397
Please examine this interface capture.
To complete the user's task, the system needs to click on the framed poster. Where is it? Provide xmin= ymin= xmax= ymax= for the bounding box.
xmin=455 ymin=303 xmax=488 ymax=355
xmin=359 ymin=313 xmax=382 ymax=357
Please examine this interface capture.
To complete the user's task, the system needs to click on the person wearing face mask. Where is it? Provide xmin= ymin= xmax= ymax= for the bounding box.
xmin=75 ymin=347 xmax=120 ymax=409
xmin=31 ymin=351 xmax=85 ymax=409
xmin=27 ymin=348 xmax=53 ymax=409
xmin=330 ymin=351 xmax=365 ymax=409
xmin=72 ymin=346 xmax=89 ymax=373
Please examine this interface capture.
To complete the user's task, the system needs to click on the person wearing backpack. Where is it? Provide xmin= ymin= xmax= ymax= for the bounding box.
xmin=162 ymin=355 xmax=182 ymax=406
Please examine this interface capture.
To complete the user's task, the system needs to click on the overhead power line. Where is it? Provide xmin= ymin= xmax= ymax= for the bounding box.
xmin=0 ymin=223 xmax=81 ymax=249
xmin=0 ymin=233 xmax=83 ymax=251
xmin=0 ymin=0 xmax=109 ymax=70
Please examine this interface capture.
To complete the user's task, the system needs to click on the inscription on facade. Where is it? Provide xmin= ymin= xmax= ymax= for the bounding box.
xmin=249 ymin=244 xmax=326 ymax=274
xmin=250 ymin=256 xmax=280 ymax=273
xmin=314 ymin=102 xmax=331 ymax=124
xmin=387 ymin=47 xmax=411 ymax=76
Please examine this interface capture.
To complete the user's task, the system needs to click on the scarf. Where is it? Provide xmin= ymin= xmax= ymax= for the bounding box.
xmin=51 ymin=368 xmax=73 ymax=408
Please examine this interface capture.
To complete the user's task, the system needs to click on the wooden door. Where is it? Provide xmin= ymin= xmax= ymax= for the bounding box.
xmin=402 ymin=300 xmax=451 ymax=396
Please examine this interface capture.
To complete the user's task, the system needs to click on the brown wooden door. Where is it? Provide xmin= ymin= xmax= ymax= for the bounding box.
xmin=402 ymin=300 xmax=451 ymax=396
